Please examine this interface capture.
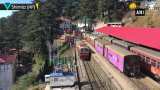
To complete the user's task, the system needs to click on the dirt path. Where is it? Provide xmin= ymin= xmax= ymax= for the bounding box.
xmin=60 ymin=47 xmax=74 ymax=57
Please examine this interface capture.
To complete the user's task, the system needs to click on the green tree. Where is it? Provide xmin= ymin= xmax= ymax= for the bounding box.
xmin=62 ymin=0 xmax=80 ymax=20
xmin=22 ymin=0 xmax=65 ymax=69
xmin=79 ymin=0 xmax=98 ymax=19
xmin=79 ymin=0 xmax=98 ymax=32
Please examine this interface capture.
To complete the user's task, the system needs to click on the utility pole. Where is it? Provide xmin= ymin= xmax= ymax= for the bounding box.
xmin=84 ymin=16 xmax=87 ymax=32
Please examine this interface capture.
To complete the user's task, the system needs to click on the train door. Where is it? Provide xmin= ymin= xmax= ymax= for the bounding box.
xmin=124 ymin=55 xmax=141 ymax=76
xmin=80 ymin=47 xmax=91 ymax=61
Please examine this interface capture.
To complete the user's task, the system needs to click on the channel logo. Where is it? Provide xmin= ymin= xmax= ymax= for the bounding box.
xmin=135 ymin=9 xmax=145 ymax=16
xmin=128 ymin=2 xmax=137 ymax=10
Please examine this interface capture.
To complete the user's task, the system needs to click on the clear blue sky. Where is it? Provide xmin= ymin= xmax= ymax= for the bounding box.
xmin=0 ymin=10 xmax=16 ymax=18
xmin=0 ymin=0 xmax=33 ymax=18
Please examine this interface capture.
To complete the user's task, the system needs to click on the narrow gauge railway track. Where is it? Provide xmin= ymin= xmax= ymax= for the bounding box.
xmin=83 ymin=61 xmax=106 ymax=90
xmin=90 ymin=57 xmax=119 ymax=90
xmin=83 ymin=61 xmax=96 ymax=90
xmin=88 ymin=62 xmax=107 ymax=89
xmin=84 ymin=41 xmax=160 ymax=90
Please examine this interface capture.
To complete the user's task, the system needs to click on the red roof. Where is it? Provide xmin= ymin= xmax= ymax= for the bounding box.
xmin=0 ymin=55 xmax=17 ymax=64
xmin=96 ymin=26 xmax=160 ymax=50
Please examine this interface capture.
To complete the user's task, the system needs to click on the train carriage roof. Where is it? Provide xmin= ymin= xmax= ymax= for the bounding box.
xmin=49 ymin=72 xmax=76 ymax=77
xmin=105 ymin=45 xmax=136 ymax=57
xmin=96 ymin=27 xmax=160 ymax=50
xmin=102 ymin=36 xmax=115 ymax=42
xmin=130 ymin=46 xmax=160 ymax=60
xmin=112 ymin=39 xmax=135 ymax=48
xmin=80 ymin=46 xmax=90 ymax=49
xmin=95 ymin=38 xmax=110 ymax=45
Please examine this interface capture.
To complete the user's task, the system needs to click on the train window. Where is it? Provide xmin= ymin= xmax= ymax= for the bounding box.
xmin=151 ymin=60 xmax=156 ymax=67
xmin=145 ymin=57 xmax=148 ymax=63
xmin=155 ymin=61 xmax=158 ymax=68
xmin=155 ymin=61 xmax=159 ymax=68
xmin=137 ymin=53 xmax=140 ymax=56
xmin=133 ymin=50 xmax=139 ymax=55
xmin=151 ymin=61 xmax=154 ymax=66
xmin=140 ymin=55 xmax=145 ymax=61
xmin=158 ymin=62 xmax=160 ymax=68
xmin=145 ymin=57 xmax=149 ymax=64
xmin=81 ymin=48 xmax=89 ymax=53
xmin=131 ymin=50 xmax=135 ymax=53
xmin=146 ymin=57 xmax=151 ymax=64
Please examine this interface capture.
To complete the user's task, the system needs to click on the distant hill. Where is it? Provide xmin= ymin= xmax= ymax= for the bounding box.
xmin=124 ymin=0 xmax=160 ymax=27
xmin=125 ymin=10 xmax=160 ymax=27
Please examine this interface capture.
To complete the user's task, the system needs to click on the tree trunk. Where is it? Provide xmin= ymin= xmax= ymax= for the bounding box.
xmin=46 ymin=40 xmax=53 ymax=64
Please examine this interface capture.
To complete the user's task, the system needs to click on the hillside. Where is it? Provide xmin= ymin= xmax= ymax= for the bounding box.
xmin=124 ymin=0 xmax=160 ymax=27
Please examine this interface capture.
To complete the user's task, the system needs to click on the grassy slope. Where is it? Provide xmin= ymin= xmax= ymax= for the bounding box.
xmin=125 ymin=10 xmax=160 ymax=27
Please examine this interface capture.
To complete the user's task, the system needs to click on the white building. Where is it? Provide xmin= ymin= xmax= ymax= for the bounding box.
xmin=0 ymin=55 xmax=16 ymax=90
xmin=60 ymin=21 xmax=72 ymax=30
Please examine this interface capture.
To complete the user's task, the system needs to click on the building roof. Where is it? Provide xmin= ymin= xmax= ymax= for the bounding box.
xmin=96 ymin=26 xmax=160 ymax=50
xmin=49 ymin=71 xmax=76 ymax=77
xmin=0 ymin=55 xmax=16 ymax=64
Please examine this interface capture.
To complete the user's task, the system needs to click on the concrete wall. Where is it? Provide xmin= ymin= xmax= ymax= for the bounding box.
xmin=0 ymin=64 xmax=14 ymax=90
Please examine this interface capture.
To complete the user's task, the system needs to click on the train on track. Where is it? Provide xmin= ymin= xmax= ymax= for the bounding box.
xmin=83 ymin=33 xmax=160 ymax=80
xmin=77 ymin=42 xmax=91 ymax=61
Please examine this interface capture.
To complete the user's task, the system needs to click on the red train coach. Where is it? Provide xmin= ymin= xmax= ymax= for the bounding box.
xmin=77 ymin=43 xmax=91 ymax=61
xmin=130 ymin=46 xmax=160 ymax=80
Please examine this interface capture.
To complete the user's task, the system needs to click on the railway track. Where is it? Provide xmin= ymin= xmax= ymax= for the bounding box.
xmin=90 ymin=58 xmax=119 ymax=90
xmin=83 ymin=61 xmax=106 ymax=90
xmin=88 ymin=62 xmax=106 ymax=89
xmin=82 ymin=57 xmax=120 ymax=90
xmin=83 ymin=61 xmax=95 ymax=90
xmin=85 ymin=41 xmax=160 ymax=90
xmin=76 ymin=40 xmax=121 ymax=90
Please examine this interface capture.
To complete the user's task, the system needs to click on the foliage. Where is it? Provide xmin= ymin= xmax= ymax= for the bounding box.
xmin=0 ymin=0 xmax=128 ymax=53
xmin=62 ymin=0 xmax=80 ymax=20
xmin=59 ymin=43 xmax=70 ymax=56
xmin=79 ymin=0 xmax=98 ymax=19
xmin=12 ymin=53 xmax=45 ymax=90
xmin=13 ymin=72 xmax=36 ymax=90
xmin=32 ymin=53 xmax=46 ymax=74
xmin=0 ymin=0 xmax=132 ymax=89
xmin=0 ymin=0 xmax=67 ymax=89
